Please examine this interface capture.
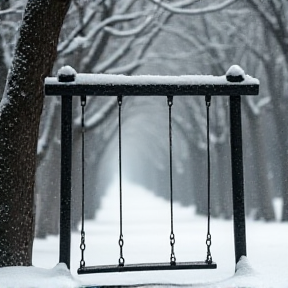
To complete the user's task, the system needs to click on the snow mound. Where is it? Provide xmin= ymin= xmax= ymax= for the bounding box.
xmin=57 ymin=65 xmax=77 ymax=82
xmin=215 ymin=256 xmax=266 ymax=288
xmin=226 ymin=65 xmax=245 ymax=82
xmin=0 ymin=263 xmax=79 ymax=288
xmin=235 ymin=256 xmax=256 ymax=277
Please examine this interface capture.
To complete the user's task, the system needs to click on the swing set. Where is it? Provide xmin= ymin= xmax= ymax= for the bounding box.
xmin=44 ymin=65 xmax=259 ymax=275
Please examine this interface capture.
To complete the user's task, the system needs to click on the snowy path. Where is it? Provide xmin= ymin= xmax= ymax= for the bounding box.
xmin=1 ymin=180 xmax=287 ymax=288
xmin=36 ymin=180 xmax=288 ymax=287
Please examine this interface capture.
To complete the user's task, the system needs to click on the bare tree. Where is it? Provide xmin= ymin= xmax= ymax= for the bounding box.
xmin=0 ymin=0 xmax=71 ymax=267
xmin=246 ymin=0 xmax=288 ymax=221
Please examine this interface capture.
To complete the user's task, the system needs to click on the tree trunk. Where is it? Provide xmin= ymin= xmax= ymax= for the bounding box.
xmin=243 ymin=106 xmax=275 ymax=221
xmin=271 ymin=100 xmax=288 ymax=221
xmin=0 ymin=0 xmax=71 ymax=267
xmin=215 ymin=141 xmax=233 ymax=219
xmin=191 ymin=147 xmax=207 ymax=215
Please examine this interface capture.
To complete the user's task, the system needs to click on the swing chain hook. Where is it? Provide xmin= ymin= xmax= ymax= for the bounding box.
xmin=81 ymin=95 xmax=86 ymax=107
xmin=118 ymin=95 xmax=123 ymax=106
xmin=205 ymin=95 xmax=211 ymax=108
xmin=167 ymin=95 xmax=173 ymax=107
xmin=81 ymin=95 xmax=86 ymax=133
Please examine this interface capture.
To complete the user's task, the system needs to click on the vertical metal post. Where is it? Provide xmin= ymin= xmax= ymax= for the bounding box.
xmin=230 ymin=95 xmax=247 ymax=266
xmin=60 ymin=94 xmax=73 ymax=269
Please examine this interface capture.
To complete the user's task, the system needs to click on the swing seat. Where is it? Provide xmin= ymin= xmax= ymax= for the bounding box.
xmin=78 ymin=261 xmax=217 ymax=274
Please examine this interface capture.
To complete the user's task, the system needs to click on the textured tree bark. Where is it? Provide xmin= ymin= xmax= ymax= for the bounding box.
xmin=0 ymin=0 xmax=71 ymax=267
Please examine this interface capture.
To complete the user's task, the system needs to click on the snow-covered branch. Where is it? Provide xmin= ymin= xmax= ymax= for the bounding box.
xmin=93 ymin=11 xmax=157 ymax=73
xmin=148 ymin=0 xmax=238 ymax=15
xmin=104 ymin=16 xmax=153 ymax=37
xmin=106 ymin=60 xmax=145 ymax=74
xmin=147 ymin=51 xmax=197 ymax=61
xmin=83 ymin=11 xmax=146 ymax=43
xmin=172 ymin=0 xmax=202 ymax=7
xmin=57 ymin=9 xmax=98 ymax=54
xmin=157 ymin=22 xmax=204 ymax=50
xmin=0 ymin=5 xmax=23 ymax=16
xmin=80 ymin=11 xmax=147 ymax=70
xmin=93 ymin=38 xmax=135 ymax=73
xmin=246 ymin=95 xmax=270 ymax=116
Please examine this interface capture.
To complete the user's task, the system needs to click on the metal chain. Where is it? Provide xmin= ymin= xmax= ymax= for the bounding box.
xmin=117 ymin=95 xmax=125 ymax=266
xmin=167 ymin=95 xmax=176 ymax=265
xmin=205 ymin=95 xmax=213 ymax=265
xmin=80 ymin=95 xmax=87 ymax=268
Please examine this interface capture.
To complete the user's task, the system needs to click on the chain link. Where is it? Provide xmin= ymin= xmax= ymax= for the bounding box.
xmin=170 ymin=232 xmax=176 ymax=265
xmin=205 ymin=233 xmax=212 ymax=264
xmin=118 ymin=234 xmax=125 ymax=266
xmin=80 ymin=231 xmax=86 ymax=268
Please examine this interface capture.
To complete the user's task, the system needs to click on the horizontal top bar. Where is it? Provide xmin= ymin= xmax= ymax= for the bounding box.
xmin=77 ymin=261 xmax=217 ymax=274
xmin=45 ymin=74 xmax=259 ymax=96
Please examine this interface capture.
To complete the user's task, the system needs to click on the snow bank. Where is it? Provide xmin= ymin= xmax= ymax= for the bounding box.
xmin=225 ymin=256 xmax=264 ymax=288
xmin=0 ymin=263 xmax=80 ymax=288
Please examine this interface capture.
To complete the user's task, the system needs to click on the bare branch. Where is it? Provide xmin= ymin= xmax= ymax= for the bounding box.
xmin=57 ymin=9 xmax=98 ymax=54
xmin=104 ymin=16 xmax=153 ymax=37
xmin=148 ymin=0 xmax=238 ymax=15
xmin=0 ymin=4 xmax=23 ymax=16
xmin=106 ymin=59 xmax=145 ymax=74
xmin=93 ymin=37 xmax=135 ymax=73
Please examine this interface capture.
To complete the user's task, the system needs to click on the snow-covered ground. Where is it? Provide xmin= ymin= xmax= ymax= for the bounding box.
xmin=1 ymin=179 xmax=287 ymax=288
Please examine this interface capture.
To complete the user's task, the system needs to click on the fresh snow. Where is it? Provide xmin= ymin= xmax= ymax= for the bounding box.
xmin=0 ymin=264 xmax=79 ymax=288
xmin=46 ymin=70 xmax=259 ymax=87
xmin=226 ymin=65 xmax=245 ymax=78
xmin=57 ymin=65 xmax=77 ymax=79
xmin=0 ymin=179 xmax=287 ymax=288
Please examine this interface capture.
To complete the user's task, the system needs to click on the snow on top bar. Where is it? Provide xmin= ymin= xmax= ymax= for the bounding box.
xmin=226 ymin=65 xmax=245 ymax=78
xmin=226 ymin=65 xmax=245 ymax=83
xmin=46 ymin=72 xmax=259 ymax=86
xmin=57 ymin=65 xmax=77 ymax=78
xmin=57 ymin=65 xmax=77 ymax=82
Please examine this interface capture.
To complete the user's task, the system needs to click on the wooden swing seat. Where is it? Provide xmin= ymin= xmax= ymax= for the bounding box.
xmin=78 ymin=261 xmax=217 ymax=274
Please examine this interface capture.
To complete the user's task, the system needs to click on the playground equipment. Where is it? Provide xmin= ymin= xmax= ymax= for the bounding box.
xmin=44 ymin=65 xmax=259 ymax=274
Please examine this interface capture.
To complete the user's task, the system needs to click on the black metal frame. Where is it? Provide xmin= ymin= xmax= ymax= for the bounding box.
xmin=45 ymin=73 xmax=259 ymax=272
